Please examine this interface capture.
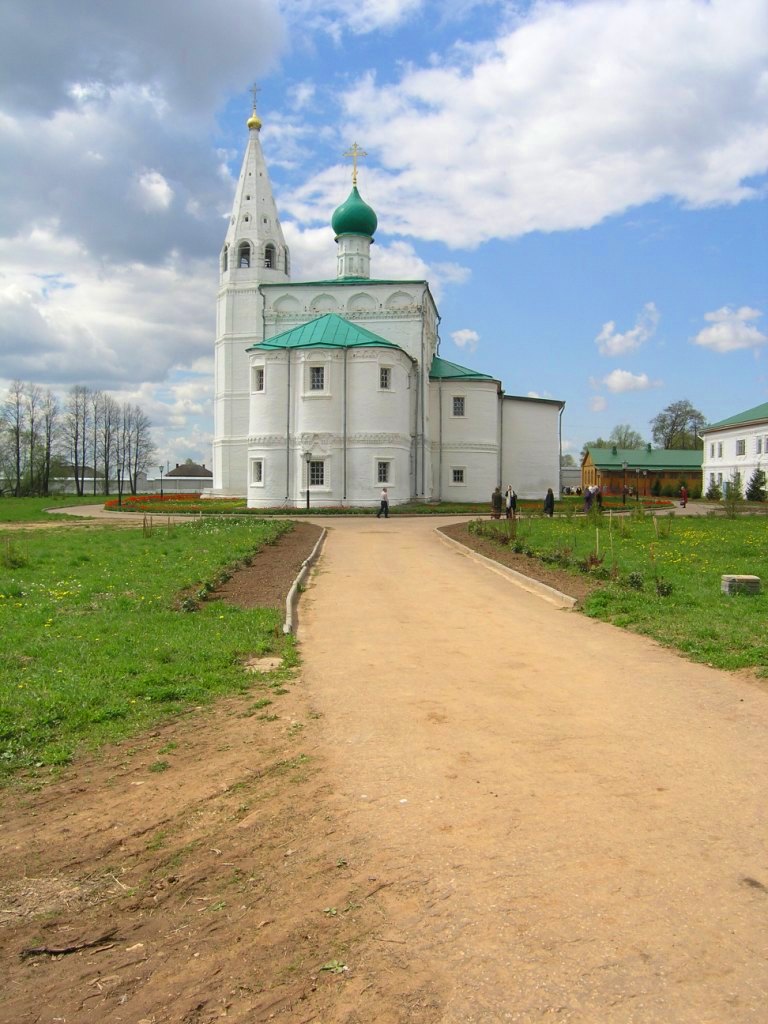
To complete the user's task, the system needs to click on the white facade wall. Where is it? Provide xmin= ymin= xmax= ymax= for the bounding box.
xmin=702 ymin=420 xmax=768 ymax=495
xmin=501 ymin=397 xmax=562 ymax=500
xmin=429 ymin=380 xmax=500 ymax=502
xmin=247 ymin=346 xmax=414 ymax=508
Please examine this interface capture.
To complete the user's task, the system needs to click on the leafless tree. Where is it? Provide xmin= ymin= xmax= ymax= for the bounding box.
xmin=64 ymin=385 xmax=92 ymax=495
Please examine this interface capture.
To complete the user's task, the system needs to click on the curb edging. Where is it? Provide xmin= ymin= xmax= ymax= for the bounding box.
xmin=283 ymin=528 xmax=327 ymax=635
xmin=437 ymin=529 xmax=578 ymax=610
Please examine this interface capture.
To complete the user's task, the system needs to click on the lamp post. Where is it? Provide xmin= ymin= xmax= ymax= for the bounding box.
xmin=304 ymin=451 xmax=312 ymax=511
xmin=642 ymin=469 xmax=647 ymax=500
xmin=158 ymin=465 xmax=164 ymax=499
xmin=622 ymin=461 xmax=628 ymax=505
xmin=635 ymin=468 xmax=640 ymax=502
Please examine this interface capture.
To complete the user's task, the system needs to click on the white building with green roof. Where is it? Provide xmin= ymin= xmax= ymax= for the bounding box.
xmin=212 ymin=103 xmax=564 ymax=508
xmin=701 ymin=401 xmax=768 ymax=496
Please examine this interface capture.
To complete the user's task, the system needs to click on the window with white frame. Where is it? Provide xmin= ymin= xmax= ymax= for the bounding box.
xmin=379 ymin=366 xmax=392 ymax=390
xmin=377 ymin=461 xmax=390 ymax=484
xmin=309 ymin=460 xmax=324 ymax=486
xmin=717 ymin=442 xmax=723 ymax=457
xmin=710 ymin=443 xmax=715 ymax=457
xmin=709 ymin=472 xmax=715 ymax=486
xmin=452 ymin=467 xmax=466 ymax=485
xmin=756 ymin=437 xmax=763 ymax=455
xmin=252 ymin=366 xmax=265 ymax=392
xmin=717 ymin=472 xmax=723 ymax=485
xmin=250 ymin=459 xmax=264 ymax=485
xmin=309 ymin=365 xmax=325 ymax=392
xmin=452 ymin=395 xmax=465 ymax=417
xmin=736 ymin=438 xmax=746 ymax=456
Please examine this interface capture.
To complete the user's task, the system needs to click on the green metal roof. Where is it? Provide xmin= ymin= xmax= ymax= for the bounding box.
xmin=429 ymin=356 xmax=497 ymax=382
xmin=247 ymin=313 xmax=405 ymax=353
xmin=584 ymin=446 xmax=703 ymax=470
xmin=331 ymin=186 xmax=378 ymax=238
xmin=705 ymin=401 xmax=768 ymax=431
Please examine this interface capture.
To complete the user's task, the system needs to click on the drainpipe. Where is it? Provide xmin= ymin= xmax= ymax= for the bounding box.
xmin=438 ymin=380 xmax=443 ymax=501
xmin=285 ymin=352 xmax=291 ymax=504
xmin=420 ymin=311 xmax=425 ymax=497
xmin=498 ymin=390 xmax=504 ymax=486
xmin=343 ymin=346 xmax=348 ymax=503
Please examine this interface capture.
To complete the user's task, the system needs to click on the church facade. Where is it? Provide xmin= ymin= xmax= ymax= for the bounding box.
xmin=212 ymin=105 xmax=564 ymax=509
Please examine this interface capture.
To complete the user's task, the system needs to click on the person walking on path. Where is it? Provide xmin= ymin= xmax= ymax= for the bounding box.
xmin=505 ymin=485 xmax=517 ymax=519
xmin=491 ymin=486 xmax=503 ymax=519
xmin=376 ymin=487 xmax=389 ymax=519
xmin=680 ymin=485 xmax=688 ymax=508
xmin=544 ymin=487 xmax=555 ymax=517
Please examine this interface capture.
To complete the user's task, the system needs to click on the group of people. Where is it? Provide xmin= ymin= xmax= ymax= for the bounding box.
xmin=491 ymin=485 xmax=518 ymax=519
xmin=583 ymin=484 xmax=603 ymax=513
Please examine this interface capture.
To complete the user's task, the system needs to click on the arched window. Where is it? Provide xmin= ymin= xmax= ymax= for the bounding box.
xmin=221 ymin=245 xmax=228 ymax=272
xmin=238 ymin=242 xmax=251 ymax=268
xmin=264 ymin=244 xmax=276 ymax=269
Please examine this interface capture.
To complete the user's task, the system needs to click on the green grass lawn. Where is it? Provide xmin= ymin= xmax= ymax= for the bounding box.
xmin=0 ymin=495 xmax=107 ymax=523
xmin=0 ymin=518 xmax=295 ymax=779
xmin=470 ymin=511 xmax=768 ymax=676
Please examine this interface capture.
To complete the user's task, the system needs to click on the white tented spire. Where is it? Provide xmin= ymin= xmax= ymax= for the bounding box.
xmin=219 ymin=101 xmax=290 ymax=282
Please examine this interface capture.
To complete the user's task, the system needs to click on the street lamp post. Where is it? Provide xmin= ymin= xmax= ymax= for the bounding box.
xmin=622 ymin=461 xmax=628 ymax=505
xmin=304 ymin=451 xmax=312 ymax=511
xmin=158 ymin=465 xmax=164 ymax=499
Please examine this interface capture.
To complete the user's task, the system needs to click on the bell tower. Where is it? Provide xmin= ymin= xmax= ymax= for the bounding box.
xmin=212 ymin=89 xmax=290 ymax=496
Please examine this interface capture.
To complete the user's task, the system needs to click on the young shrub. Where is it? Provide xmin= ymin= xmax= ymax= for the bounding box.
xmin=746 ymin=468 xmax=767 ymax=502
xmin=705 ymin=480 xmax=722 ymax=501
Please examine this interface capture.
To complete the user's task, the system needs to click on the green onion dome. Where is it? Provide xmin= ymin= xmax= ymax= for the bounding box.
xmin=331 ymin=186 xmax=378 ymax=238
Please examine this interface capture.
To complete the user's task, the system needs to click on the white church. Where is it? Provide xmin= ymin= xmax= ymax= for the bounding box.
xmin=212 ymin=102 xmax=564 ymax=509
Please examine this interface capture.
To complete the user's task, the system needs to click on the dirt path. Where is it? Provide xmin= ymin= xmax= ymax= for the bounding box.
xmin=300 ymin=516 xmax=768 ymax=1022
xmin=1 ymin=513 xmax=767 ymax=1023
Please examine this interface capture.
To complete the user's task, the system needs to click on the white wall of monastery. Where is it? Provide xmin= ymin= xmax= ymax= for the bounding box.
xmin=701 ymin=420 xmax=768 ymax=495
xmin=501 ymin=397 xmax=562 ymax=500
xmin=429 ymin=380 xmax=500 ymax=502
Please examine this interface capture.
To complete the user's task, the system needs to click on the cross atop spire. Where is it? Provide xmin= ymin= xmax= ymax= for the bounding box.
xmin=249 ymin=82 xmax=261 ymax=114
xmin=343 ymin=142 xmax=368 ymax=187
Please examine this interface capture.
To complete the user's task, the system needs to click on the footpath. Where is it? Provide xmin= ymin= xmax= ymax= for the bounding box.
xmin=300 ymin=514 xmax=768 ymax=1023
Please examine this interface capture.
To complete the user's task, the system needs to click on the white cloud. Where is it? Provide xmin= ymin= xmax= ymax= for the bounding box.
xmin=590 ymin=395 xmax=607 ymax=412
xmin=284 ymin=0 xmax=424 ymax=36
xmin=602 ymin=369 xmax=660 ymax=393
xmin=596 ymin=302 xmax=659 ymax=357
xmin=136 ymin=171 xmax=174 ymax=211
xmin=286 ymin=0 xmax=768 ymax=246
xmin=451 ymin=328 xmax=480 ymax=352
xmin=692 ymin=305 xmax=767 ymax=353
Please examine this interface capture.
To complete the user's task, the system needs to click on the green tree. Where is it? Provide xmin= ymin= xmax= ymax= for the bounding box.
xmin=608 ymin=424 xmax=645 ymax=449
xmin=650 ymin=400 xmax=706 ymax=449
xmin=560 ymin=454 xmax=577 ymax=467
xmin=746 ymin=467 xmax=767 ymax=502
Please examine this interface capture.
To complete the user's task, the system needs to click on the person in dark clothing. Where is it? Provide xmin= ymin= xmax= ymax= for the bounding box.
xmin=505 ymin=485 xmax=517 ymax=519
xmin=544 ymin=487 xmax=555 ymax=517
xmin=491 ymin=486 xmax=503 ymax=519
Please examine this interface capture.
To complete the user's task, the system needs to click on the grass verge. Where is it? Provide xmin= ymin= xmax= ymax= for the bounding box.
xmin=0 ymin=496 xmax=109 ymax=523
xmin=468 ymin=511 xmax=768 ymax=675
xmin=0 ymin=517 xmax=295 ymax=779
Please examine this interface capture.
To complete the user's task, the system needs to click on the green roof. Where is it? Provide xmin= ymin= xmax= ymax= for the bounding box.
xmin=247 ymin=313 xmax=405 ymax=353
xmin=584 ymin=446 xmax=703 ymax=470
xmin=705 ymin=401 xmax=768 ymax=431
xmin=429 ymin=356 xmax=497 ymax=382
xmin=331 ymin=185 xmax=378 ymax=238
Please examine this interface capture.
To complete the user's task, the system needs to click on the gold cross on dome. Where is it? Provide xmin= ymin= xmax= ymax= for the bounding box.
xmin=343 ymin=142 xmax=368 ymax=186
xmin=249 ymin=82 xmax=261 ymax=113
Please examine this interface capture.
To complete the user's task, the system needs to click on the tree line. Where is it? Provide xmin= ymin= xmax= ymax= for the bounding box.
xmin=580 ymin=400 xmax=706 ymax=457
xmin=0 ymin=380 xmax=156 ymax=497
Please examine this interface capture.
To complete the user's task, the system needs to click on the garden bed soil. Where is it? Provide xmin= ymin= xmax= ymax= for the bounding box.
xmin=0 ymin=518 xmax=592 ymax=1024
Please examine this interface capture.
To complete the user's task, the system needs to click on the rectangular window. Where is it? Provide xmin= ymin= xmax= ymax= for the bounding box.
xmin=709 ymin=443 xmax=715 ymax=458
xmin=452 ymin=468 xmax=465 ymax=484
xmin=251 ymin=459 xmax=263 ymax=485
xmin=736 ymin=439 xmax=746 ymax=456
xmin=452 ymin=396 xmax=465 ymax=417
xmin=309 ymin=460 xmax=324 ymax=486
xmin=379 ymin=367 xmax=392 ymax=390
xmin=709 ymin=473 xmax=715 ymax=486
xmin=252 ymin=366 xmax=265 ymax=392
xmin=717 ymin=472 xmax=723 ymax=485
xmin=377 ymin=461 xmax=390 ymax=484
xmin=756 ymin=437 xmax=762 ymax=455
xmin=310 ymin=366 xmax=325 ymax=391
xmin=717 ymin=442 xmax=723 ymax=458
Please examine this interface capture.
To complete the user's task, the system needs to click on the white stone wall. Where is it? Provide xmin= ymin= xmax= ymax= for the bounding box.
xmin=246 ymin=346 xmax=414 ymax=508
xmin=429 ymin=380 xmax=500 ymax=502
xmin=702 ymin=420 xmax=768 ymax=495
xmin=501 ymin=398 xmax=562 ymax=500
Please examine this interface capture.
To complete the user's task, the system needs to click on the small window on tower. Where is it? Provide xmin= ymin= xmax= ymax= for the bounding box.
xmin=379 ymin=367 xmax=392 ymax=390
xmin=252 ymin=367 xmax=265 ymax=392
xmin=237 ymin=242 xmax=251 ymax=268
xmin=221 ymin=245 xmax=228 ymax=272
xmin=264 ymin=244 xmax=276 ymax=269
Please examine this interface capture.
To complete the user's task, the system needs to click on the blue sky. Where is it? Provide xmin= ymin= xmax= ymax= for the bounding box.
xmin=1 ymin=0 xmax=766 ymax=466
